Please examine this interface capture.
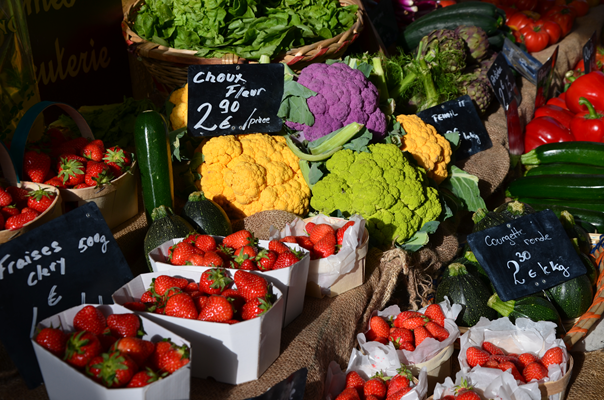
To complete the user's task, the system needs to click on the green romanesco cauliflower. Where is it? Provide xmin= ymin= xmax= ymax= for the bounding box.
xmin=311 ymin=143 xmax=442 ymax=247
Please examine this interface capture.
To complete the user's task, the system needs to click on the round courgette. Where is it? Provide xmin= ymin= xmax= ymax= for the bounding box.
xmin=182 ymin=191 xmax=232 ymax=236
xmin=144 ymin=205 xmax=194 ymax=271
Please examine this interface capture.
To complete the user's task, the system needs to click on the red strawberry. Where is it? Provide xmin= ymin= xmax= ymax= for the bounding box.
xmin=200 ymin=268 xmax=233 ymax=295
xmin=257 ymin=249 xmax=278 ymax=271
xmin=518 ymin=352 xmax=539 ymax=368
xmin=24 ymin=150 xmax=51 ymax=183
xmin=44 ymin=127 xmax=69 ymax=147
xmin=5 ymin=209 xmax=39 ymax=230
xmin=456 ymin=390 xmax=481 ymax=400
xmin=149 ymin=340 xmax=175 ymax=370
xmin=482 ymin=341 xmax=505 ymax=356
xmin=85 ymin=161 xmax=114 ymax=186
xmin=386 ymin=387 xmax=413 ymax=400
xmin=195 ymin=235 xmax=217 ymax=252
xmin=490 ymin=354 xmax=524 ymax=371
xmin=86 ymin=350 xmax=138 ymax=388
xmin=313 ymin=234 xmax=336 ymax=258
xmin=35 ymin=327 xmax=68 ymax=357
xmin=103 ymin=146 xmax=131 ymax=166
xmin=201 ymin=251 xmax=224 ymax=268
xmin=0 ymin=187 xmax=12 ymax=207
xmin=26 ymin=187 xmax=57 ymax=213
xmin=123 ymin=301 xmax=147 ymax=312
xmin=73 ymin=182 xmax=91 ymax=189
xmin=238 ymin=258 xmax=258 ymax=270
xmin=424 ymin=303 xmax=446 ymax=327
xmin=151 ymin=275 xmax=189 ymax=296
xmin=345 ymin=370 xmax=366 ymax=395
xmin=56 ymin=153 xmax=87 ymax=170
xmin=165 ymin=292 xmax=198 ymax=319
xmin=523 ymin=361 xmax=548 ymax=382
xmin=392 ymin=311 xmax=422 ymax=328
xmin=466 ymin=346 xmax=491 ymax=368
xmin=127 ymin=368 xmax=165 ymax=388
xmin=159 ymin=343 xmax=190 ymax=373
xmin=43 ymin=176 xmax=66 ymax=188
xmin=364 ymin=377 xmax=387 ymax=400
xmin=234 ymin=270 xmax=269 ymax=301
xmin=268 ymin=239 xmax=290 ymax=254
xmin=309 ymin=223 xmax=336 ymax=244
xmin=1 ymin=205 xmax=20 ymax=220
xmin=387 ymin=365 xmax=412 ymax=395
xmin=369 ymin=316 xmax=391 ymax=339
xmin=455 ymin=378 xmax=480 ymax=400
xmin=388 ymin=327 xmax=414 ymax=348
xmin=184 ymin=282 xmax=199 ymax=293
xmin=110 ymin=337 xmax=155 ymax=367
xmin=441 ymin=396 xmax=456 ymax=400
xmin=498 ymin=360 xmax=526 ymax=383
xmin=305 ymin=222 xmax=316 ymax=234
xmin=97 ymin=328 xmax=119 ymax=352
xmin=105 ymin=161 xmax=126 ymax=178
xmin=397 ymin=341 xmax=415 ymax=351
xmin=425 ymin=321 xmax=449 ymax=341
xmin=64 ymin=330 xmax=102 ymax=368
xmin=235 ymin=245 xmax=257 ymax=259
xmin=169 ymin=242 xmax=200 ymax=266
xmin=221 ymin=288 xmax=245 ymax=318
xmin=541 ymin=346 xmax=564 ymax=368
xmin=336 ymin=221 xmax=355 ymax=245
xmin=6 ymin=186 xmax=29 ymax=209
xmin=106 ymin=313 xmax=145 ymax=338
xmin=401 ymin=315 xmax=429 ymax=330
xmin=73 ymin=305 xmax=107 ymax=335
xmin=222 ymin=229 xmax=255 ymax=249
xmin=64 ymin=137 xmax=90 ymax=155
xmin=485 ymin=357 xmax=500 ymax=368
xmin=82 ymin=139 xmax=105 ymax=161
xmin=185 ymin=253 xmax=205 ymax=266
xmin=279 ymin=235 xmax=297 ymax=243
xmin=197 ymin=295 xmax=234 ymax=322
xmin=57 ymin=157 xmax=85 ymax=186
xmin=335 ymin=387 xmax=361 ymax=400
xmin=242 ymin=297 xmax=272 ymax=320
xmin=193 ymin=293 xmax=209 ymax=313
xmin=273 ymin=250 xmax=303 ymax=270
xmin=413 ymin=325 xmax=433 ymax=347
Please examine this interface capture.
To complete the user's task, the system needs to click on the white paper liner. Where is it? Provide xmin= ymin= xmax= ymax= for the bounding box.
xmin=269 ymin=214 xmax=366 ymax=291
xmin=358 ymin=297 xmax=462 ymax=365
xmin=458 ymin=317 xmax=569 ymax=400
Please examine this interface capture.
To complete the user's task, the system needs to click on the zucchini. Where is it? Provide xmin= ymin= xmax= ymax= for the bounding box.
xmin=559 ymin=210 xmax=592 ymax=256
xmin=522 ymin=203 xmax=604 ymax=232
xmin=472 ymin=201 xmax=534 ymax=232
xmin=506 ymin=174 xmax=604 ymax=201
xmin=487 ymin=293 xmax=562 ymax=325
xmin=516 ymin=197 xmax=604 ymax=213
xmin=579 ymin=252 xmax=598 ymax=287
xmin=435 ymin=262 xmax=498 ymax=327
xmin=448 ymin=251 xmax=494 ymax=292
xmin=472 ymin=208 xmax=508 ymax=232
xmin=182 ymin=191 xmax=232 ymax=236
xmin=406 ymin=2 xmax=504 ymax=26
xmin=134 ymin=110 xmax=175 ymax=222
xmin=144 ymin=205 xmax=194 ymax=271
xmin=525 ymin=163 xmax=604 ymax=177
xmin=488 ymin=32 xmax=505 ymax=51
xmin=398 ymin=13 xmax=502 ymax=52
xmin=521 ymin=141 xmax=604 ymax=167
xmin=545 ymin=274 xmax=593 ymax=319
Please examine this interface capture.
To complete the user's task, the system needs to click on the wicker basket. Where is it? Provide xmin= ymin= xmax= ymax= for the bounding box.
xmin=121 ymin=0 xmax=365 ymax=92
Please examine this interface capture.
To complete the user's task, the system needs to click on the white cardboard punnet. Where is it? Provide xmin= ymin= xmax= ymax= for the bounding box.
xmin=147 ymin=238 xmax=309 ymax=327
xmin=31 ymin=304 xmax=191 ymax=400
xmin=112 ymin=270 xmax=285 ymax=385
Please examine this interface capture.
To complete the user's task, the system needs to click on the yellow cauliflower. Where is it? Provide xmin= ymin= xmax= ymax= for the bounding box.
xmin=396 ymin=114 xmax=452 ymax=184
xmin=169 ymin=84 xmax=188 ymax=130
xmin=195 ymin=134 xmax=311 ymax=221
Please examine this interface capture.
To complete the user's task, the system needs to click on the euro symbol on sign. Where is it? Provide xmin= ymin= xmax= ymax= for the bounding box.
xmin=48 ymin=285 xmax=62 ymax=306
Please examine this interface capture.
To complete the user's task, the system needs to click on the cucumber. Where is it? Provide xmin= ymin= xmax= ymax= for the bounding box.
xmin=516 ymin=197 xmax=604 ymax=213
xmin=521 ymin=141 xmax=604 ymax=167
xmin=435 ymin=262 xmax=498 ymax=327
xmin=525 ymin=163 xmax=604 ymax=177
xmin=521 ymin=203 xmax=604 ymax=233
xmin=406 ymin=1 xmax=504 ymax=26
xmin=182 ymin=191 xmax=232 ymax=236
xmin=487 ymin=293 xmax=562 ymax=325
xmin=545 ymin=274 xmax=593 ymax=319
xmin=134 ymin=110 xmax=175 ymax=222
xmin=144 ymin=205 xmax=194 ymax=271
xmin=506 ymin=174 xmax=604 ymax=201
xmin=398 ymin=13 xmax=503 ymax=52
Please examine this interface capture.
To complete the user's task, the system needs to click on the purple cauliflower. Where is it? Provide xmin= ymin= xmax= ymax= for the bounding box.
xmin=285 ymin=63 xmax=387 ymax=142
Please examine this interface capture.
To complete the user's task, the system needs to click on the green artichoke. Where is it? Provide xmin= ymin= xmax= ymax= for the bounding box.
xmin=455 ymin=25 xmax=490 ymax=63
xmin=418 ymin=29 xmax=467 ymax=73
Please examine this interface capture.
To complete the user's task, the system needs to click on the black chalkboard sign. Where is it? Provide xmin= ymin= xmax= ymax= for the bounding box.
xmin=583 ymin=31 xmax=598 ymax=74
xmin=417 ymin=95 xmax=492 ymax=160
xmin=502 ymin=37 xmax=542 ymax=85
xmin=187 ymin=64 xmax=284 ymax=137
xmin=535 ymin=47 xmax=559 ymax=110
xmin=0 ymin=202 xmax=133 ymax=388
xmin=246 ymin=368 xmax=307 ymax=400
xmin=365 ymin=0 xmax=399 ymax=48
xmin=488 ymin=52 xmax=521 ymax=111
xmin=467 ymin=210 xmax=587 ymax=302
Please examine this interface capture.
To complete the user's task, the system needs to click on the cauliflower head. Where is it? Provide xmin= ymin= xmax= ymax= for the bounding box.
xmin=169 ymin=84 xmax=188 ymax=130
xmin=311 ymin=143 xmax=442 ymax=247
xmin=195 ymin=134 xmax=311 ymax=222
xmin=285 ymin=63 xmax=387 ymax=142
xmin=396 ymin=114 xmax=452 ymax=184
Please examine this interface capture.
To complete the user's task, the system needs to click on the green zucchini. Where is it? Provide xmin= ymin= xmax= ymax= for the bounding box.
xmin=488 ymin=32 xmax=505 ymax=51
xmin=435 ymin=263 xmax=498 ymax=327
xmin=448 ymin=251 xmax=493 ymax=292
xmin=134 ymin=110 xmax=174 ymax=222
xmin=493 ymin=200 xmax=535 ymax=221
xmin=398 ymin=13 xmax=502 ymax=52
xmin=182 ymin=191 xmax=232 ymax=236
xmin=487 ymin=293 xmax=562 ymax=325
xmin=144 ymin=205 xmax=194 ymax=271
xmin=506 ymin=174 xmax=604 ymax=201
xmin=516 ymin=197 xmax=604 ymax=213
xmin=525 ymin=163 xmax=604 ymax=177
xmin=579 ymin=252 xmax=598 ymax=287
xmin=406 ymin=1 xmax=505 ymax=26
xmin=521 ymin=141 xmax=604 ymax=167
xmin=559 ymin=210 xmax=592 ymax=256
xmin=522 ymin=203 xmax=604 ymax=233
xmin=545 ymin=274 xmax=593 ymax=319
xmin=472 ymin=201 xmax=534 ymax=233
xmin=471 ymin=208 xmax=508 ymax=232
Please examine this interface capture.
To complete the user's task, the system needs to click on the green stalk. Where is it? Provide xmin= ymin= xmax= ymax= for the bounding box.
xmin=579 ymin=97 xmax=603 ymax=119
xmin=486 ymin=293 xmax=514 ymax=317
xmin=285 ymin=135 xmax=343 ymax=161
xmin=308 ymin=122 xmax=364 ymax=155
xmin=370 ymin=57 xmax=390 ymax=104
xmin=417 ymin=57 xmax=439 ymax=110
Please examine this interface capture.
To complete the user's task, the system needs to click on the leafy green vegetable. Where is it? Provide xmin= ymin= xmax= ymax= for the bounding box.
xmin=440 ymin=165 xmax=486 ymax=212
xmin=398 ymin=220 xmax=440 ymax=252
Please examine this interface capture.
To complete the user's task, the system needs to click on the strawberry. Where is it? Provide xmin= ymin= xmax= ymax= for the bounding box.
xmin=110 ymin=337 xmax=155 ymax=367
xmin=392 ymin=311 xmax=422 ymax=328
xmin=0 ymin=187 xmax=12 ymax=207
xmin=256 ymin=249 xmax=278 ymax=271
xmin=466 ymin=346 xmax=491 ymax=368
xmin=0 ymin=213 xmax=4 ymax=230
xmin=35 ymin=327 xmax=68 ymax=358
xmin=423 ymin=303 xmax=446 ymax=327
xmin=105 ymin=161 xmax=127 ymax=178
xmin=193 ymin=293 xmax=209 ymax=313
xmin=149 ymin=339 xmax=175 ymax=370
xmin=64 ymin=330 xmax=102 ymax=368
xmin=235 ymin=245 xmax=257 ymax=259
xmin=123 ymin=301 xmax=147 ymax=312
xmin=366 ymin=329 xmax=389 ymax=344
xmin=97 ymin=328 xmax=119 ymax=352
xmin=103 ymin=146 xmax=132 ymax=166
xmin=345 ymin=370 xmax=366 ymax=395
xmin=57 ymin=157 xmax=85 ymax=186
xmin=485 ymin=357 xmax=500 ymax=368
xmin=242 ymin=297 xmax=272 ymax=320
xmin=456 ymin=390 xmax=481 ymax=400
xmin=335 ymin=388 xmax=361 ymax=400
xmin=279 ymin=235 xmax=297 ymax=243
xmin=184 ymin=253 xmax=205 ymax=266
xmin=26 ymin=187 xmax=57 ymax=213
xmin=273 ymin=250 xmax=302 ymax=270
xmin=44 ymin=127 xmax=69 ymax=147
xmin=24 ymin=150 xmax=51 ymax=183
xmin=140 ymin=290 xmax=156 ymax=303
xmin=86 ymin=351 xmax=138 ymax=388
xmin=221 ymin=288 xmax=245 ymax=318
xmin=336 ymin=221 xmax=355 ymax=245
xmin=43 ymin=176 xmax=66 ymax=188
xmin=268 ymin=239 xmax=290 ymax=254
xmin=234 ymin=270 xmax=269 ymax=301
xmin=82 ymin=139 xmax=105 ymax=162
xmin=387 ymin=365 xmax=412 ymax=395
xmin=200 ymin=267 xmax=233 ymax=295
xmin=56 ymin=153 xmax=87 ymax=170
xmin=490 ymin=354 xmax=524 ymax=371
xmin=369 ymin=316 xmax=391 ymax=339
xmin=158 ymin=342 xmax=190 ymax=373
xmin=197 ymin=295 xmax=234 ymax=322
xmin=498 ymin=360 xmax=526 ymax=383
xmin=127 ymin=368 xmax=165 ymax=388
xmin=386 ymin=387 xmax=413 ymax=400
xmin=1 ymin=205 xmax=19 ymax=220
xmin=523 ymin=361 xmax=548 ymax=382
xmin=169 ymin=242 xmax=200 ymax=266
xmin=222 ymin=229 xmax=255 ymax=249
xmin=165 ymin=292 xmax=198 ymax=319
xmin=313 ymin=234 xmax=336 ymax=258
xmin=6 ymin=186 xmax=29 ymax=209
xmin=151 ymin=275 xmax=189 ymax=296
xmin=309 ymin=223 xmax=336 ymax=244
xmin=64 ymin=137 xmax=90 ymax=155
xmin=238 ymin=258 xmax=258 ymax=270
xmin=201 ymin=251 xmax=224 ymax=268
xmin=364 ymin=377 xmax=387 ymax=400
xmin=413 ymin=325 xmax=433 ymax=347
xmin=73 ymin=305 xmax=107 ymax=335
xmin=85 ymin=160 xmax=114 ymax=186
xmin=397 ymin=341 xmax=415 ymax=351
xmin=107 ymin=313 xmax=145 ymax=338
xmin=401 ymin=315 xmax=429 ymax=330
xmin=184 ymin=282 xmax=199 ymax=293
xmin=73 ymin=182 xmax=91 ymax=189
xmin=541 ymin=346 xmax=564 ymax=367
xmin=388 ymin=327 xmax=414 ymax=348
xmin=455 ymin=378 xmax=480 ymax=400
xmin=304 ymin=222 xmax=316 ymax=234
xmin=5 ymin=209 xmax=39 ymax=230
xmin=518 ymin=352 xmax=539 ymax=368
xmin=195 ymin=234 xmax=217 ymax=252
xmin=441 ymin=396 xmax=456 ymax=400
xmin=482 ymin=341 xmax=505 ymax=356
xmin=425 ymin=321 xmax=449 ymax=341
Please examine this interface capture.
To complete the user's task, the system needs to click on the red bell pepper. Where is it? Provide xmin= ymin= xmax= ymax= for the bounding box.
xmin=546 ymin=96 xmax=569 ymax=109
xmin=565 ymin=71 xmax=604 ymax=114
xmin=524 ymin=116 xmax=575 ymax=152
xmin=570 ymin=97 xmax=604 ymax=142
xmin=534 ymin=104 xmax=575 ymax=128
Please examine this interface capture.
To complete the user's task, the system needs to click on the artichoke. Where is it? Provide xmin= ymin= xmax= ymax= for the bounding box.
xmin=460 ymin=78 xmax=492 ymax=114
xmin=418 ymin=29 xmax=466 ymax=73
xmin=455 ymin=25 xmax=490 ymax=63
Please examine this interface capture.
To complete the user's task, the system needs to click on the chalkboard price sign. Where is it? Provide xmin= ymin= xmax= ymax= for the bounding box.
xmin=487 ymin=52 xmax=521 ymax=111
xmin=535 ymin=47 xmax=559 ymax=110
xmin=0 ymin=202 xmax=133 ymax=388
xmin=417 ymin=95 xmax=492 ymax=160
xmin=467 ymin=210 xmax=587 ymax=302
xmin=583 ymin=31 xmax=598 ymax=74
xmin=187 ymin=64 xmax=284 ymax=137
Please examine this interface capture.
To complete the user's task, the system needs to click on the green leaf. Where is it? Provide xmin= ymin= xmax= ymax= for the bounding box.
xmin=440 ymin=166 xmax=486 ymax=212
xmin=278 ymin=96 xmax=315 ymax=126
xmin=283 ymin=79 xmax=317 ymax=99
xmin=308 ymin=161 xmax=325 ymax=186
xmin=444 ymin=130 xmax=460 ymax=148
xmin=169 ymin=127 xmax=188 ymax=162
xmin=398 ymin=220 xmax=440 ymax=252
xmin=355 ymin=62 xmax=374 ymax=79
xmin=342 ymin=128 xmax=372 ymax=152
